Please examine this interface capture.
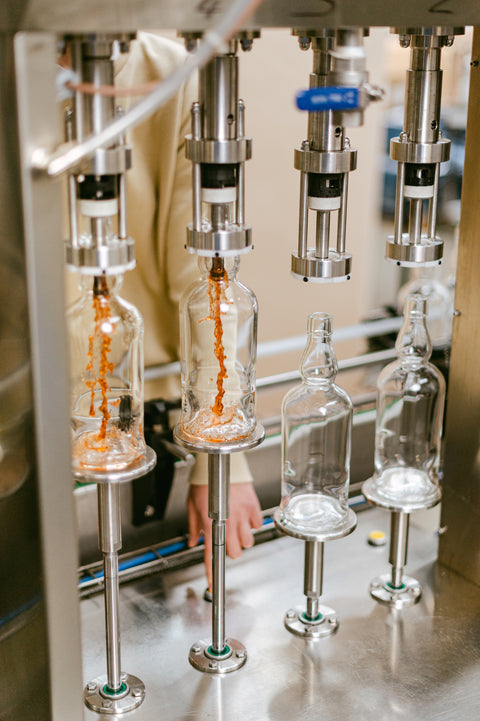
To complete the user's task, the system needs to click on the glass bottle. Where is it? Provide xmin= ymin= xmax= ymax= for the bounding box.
xmin=278 ymin=312 xmax=353 ymax=536
xmin=369 ymin=292 xmax=445 ymax=509
xmin=179 ymin=255 xmax=257 ymax=444
xmin=67 ymin=272 xmax=147 ymax=475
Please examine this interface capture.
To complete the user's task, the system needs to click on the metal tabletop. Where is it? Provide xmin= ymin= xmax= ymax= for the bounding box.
xmin=81 ymin=507 xmax=480 ymax=721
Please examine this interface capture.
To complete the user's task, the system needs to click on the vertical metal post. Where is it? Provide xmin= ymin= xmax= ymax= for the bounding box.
xmin=236 ymin=99 xmax=245 ymax=226
xmin=315 ymin=211 xmax=330 ymax=260
xmin=298 ymin=165 xmax=309 ymax=258
xmin=393 ymin=161 xmax=405 ymax=244
xmin=209 ymin=453 xmax=229 ymax=654
xmin=304 ymin=541 xmax=324 ymax=620
xmin=337 ymin=173 xmax=348 ymax=254
xmin=427 ymin=162 xmax=440 ymax=240
xmin=389 ymin=511 xmax=410 ymax=589
xmin=98 ymin=483 xmax=122 ymax=692
xmin=191 ymin=103 xmax=202 ymax=232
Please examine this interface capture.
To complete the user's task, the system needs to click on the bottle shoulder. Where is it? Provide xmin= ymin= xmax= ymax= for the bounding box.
xmin=377 ymin=359 xmax=445 ymax=392
xmin=282 ymin=381 xmax=353 ymax=412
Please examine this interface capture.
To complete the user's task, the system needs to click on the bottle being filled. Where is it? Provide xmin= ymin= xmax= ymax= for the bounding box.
xmin=68 ymin=269 xmax=147 ymax=475
xmin=366 ymin=292 xmax=446 ymax=511
xmin=278 ymin=312 xmax=354 ymax=538
xmin=179 ymin=255 xmax=257 ymax=445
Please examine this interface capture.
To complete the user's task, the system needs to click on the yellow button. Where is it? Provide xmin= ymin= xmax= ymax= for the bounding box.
xmin=368 ymin=530 xmax=387 ymax=546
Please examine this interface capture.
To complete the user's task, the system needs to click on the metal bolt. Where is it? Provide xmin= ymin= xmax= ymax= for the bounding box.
xmin=86 ymin=682 xmax=97 ymax=692
xmin=121 ymin=673 xmax=127 ymax=682
xmin=102 ymin=700 xmax=113 ymax=709
xmin=209 ymin=661 xmax=218 ymax=670
xmin=328 ymin=617 xmax=337 ymax=625
xmin=301 ymin=139 xmax=310 ymax=151
xmin=445 ymin=36 xmax=454 ymax=47
xmin=399 ymin=35 xmax=410 ymax=48
xmin=286 ymin=610 xmax=296 ymax=619
xmin=184 ymin=38 xmax=198 ymax=53
xmin=236 ymin=650 xmax=246 ymax=659
xmin=132 ymin=687 xmax=143 ymax=698
xmin=399 ymin=131 xmax=408 ymax=142
xmin=298 ymin=36 xmax=311 ymax=51
xmin=240 ymin=38 xmax=253 ymax=52
xmin=192 ymin=645 xmax=202 ymax=654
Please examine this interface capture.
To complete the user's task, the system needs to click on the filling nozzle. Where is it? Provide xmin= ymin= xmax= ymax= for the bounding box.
xmin=292 ymin=28 xmax=382 ymax=283
xmin=385 ymin=26 xmax=464 ymax=268
xmin=63 ymin=34 xmax=135 ymax=276
xmin=183 ymin=33 xmax=258 ymax=257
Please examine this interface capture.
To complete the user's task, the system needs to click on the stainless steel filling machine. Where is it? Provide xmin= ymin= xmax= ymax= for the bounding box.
xmin=1 ymin=1 xmax=480 ymax=719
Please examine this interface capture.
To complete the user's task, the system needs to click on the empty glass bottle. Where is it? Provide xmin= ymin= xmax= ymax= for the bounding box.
xmin=67 ymin=273 xmax=148 ymax=475
xmin=278 ymin=312 xmax=353 ymax=537
xmin=179 ymin=255 xmax=257 ymax=444
xmin=368 ymin=292 xmax=445 ymax=510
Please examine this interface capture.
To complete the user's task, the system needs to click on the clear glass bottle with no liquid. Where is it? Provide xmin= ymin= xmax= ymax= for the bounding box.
xmin=279 ymin=312 xmax=353 ymax=536
xmin=369 ymin=292 xmax=446 ymax=509
xmin=68 ymin=273 xmax=147 ymax=474
xmin=179 ymin=255 xmax=257 ymax=444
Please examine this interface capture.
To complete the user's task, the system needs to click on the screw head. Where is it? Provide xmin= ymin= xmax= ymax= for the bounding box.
xmin=298 ymin=36 xmax=311 ymax=51
xmin=240 ymin=39 xmax=253 ymax=52
xmin=209 ymin=661 xmax=218 ymax=670
xmin=132 ymin=687 xmax=143 ymax=698
xmin=236 ymin=650 xmax=246 ymax=659
xmin=328 ymin=617 xmax=337 ymax=625
xmin=286 ymin=610 xmax=296 ymax=620
xmin=86 ymin=682 xmax=97 ymax=692
xmin=102 ymin=700 xmax=113 ymax=709
xmin=192 ymin=645 xmax=202 ymax=654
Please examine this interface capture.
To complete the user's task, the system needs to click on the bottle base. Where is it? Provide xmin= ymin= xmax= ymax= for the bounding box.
xmin=362 ymin=468 xmax=441 ymax=512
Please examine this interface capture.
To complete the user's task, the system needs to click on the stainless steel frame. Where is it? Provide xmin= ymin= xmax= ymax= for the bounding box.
xmin=1 ymin=3 xmax=479 ymax=720
xmin=1 ymin=1 xmax=478 ymax=33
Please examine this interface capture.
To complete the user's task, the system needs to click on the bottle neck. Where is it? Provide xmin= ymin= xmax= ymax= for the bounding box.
xmin=300 ymin=313 xmax=338 ymax=384
xmin=78 ymin=273 xmax=123 ymax=296
xmin=198 ymin=255 xmax=240 ymax=281
xmin=396 ymin=293 xmax=432 ymax=366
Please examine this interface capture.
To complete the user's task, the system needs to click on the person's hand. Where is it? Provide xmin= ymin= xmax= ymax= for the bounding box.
xmin=187 ymin=482 xmax=263 ymax=590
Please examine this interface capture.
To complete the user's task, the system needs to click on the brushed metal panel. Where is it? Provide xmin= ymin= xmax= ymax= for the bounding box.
xmin=80 ymin=507 xmax=480 ymax=721
xmin=438 ymin=29 xmax=480 ymax=584
xmin=0 ymin=0 xmax=478 ymax=33
xmin=0 ymin=31 xmax=51 ymax=721
xmin=14 ymin=33 xmax=85 ymax=720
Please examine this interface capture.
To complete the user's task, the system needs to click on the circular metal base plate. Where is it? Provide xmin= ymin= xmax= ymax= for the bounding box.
xmin=273 ymin=507 xmax=357 ymax=542
xmin=173 ymin=423 xmax=265 ymax=455
xmin=189 ymin=638 xmax=247 ymax=674
xmin=74 ymin=445 xmax=157 ymax=485
xmin=369 ymin=573 xmax=422 ymax=609
xmin=83 ymin=673 xmax=145 ymax=714
xmin=186 ymin=225 xmax=252 ymax=256
xmin=385 ymin=235 xmax=443 ymax=267
xmin=362 ymin=477 xmax=441 ymax=513
xmin=284 ymin=606 xmax=339 ymax=639
xmin=66 ymin=237 xmax=136 ymax=275
xmin=291 ymin=250 xmax=352 ymax=283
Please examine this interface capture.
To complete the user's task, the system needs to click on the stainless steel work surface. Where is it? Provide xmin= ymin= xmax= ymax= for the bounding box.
xmin=81 ymin=507 xmax=480 ymax=721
